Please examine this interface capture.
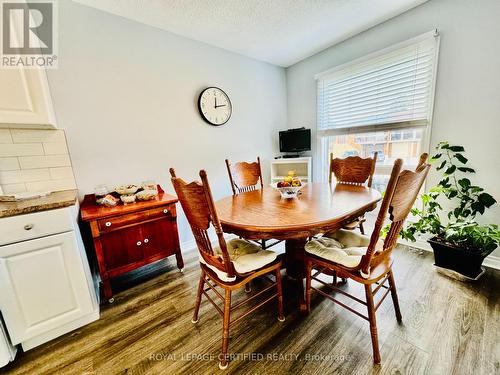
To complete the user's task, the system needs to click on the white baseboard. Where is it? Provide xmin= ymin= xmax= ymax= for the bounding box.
xmin=483 ymin=255 xmax=500 ymax=270
xmin=399 ymin=238 xmax=432 ymax=251
xmin=399 ymin=239 xmax=500 ymax=271
xmin=181 ymin=238 xmax=196 ymax=253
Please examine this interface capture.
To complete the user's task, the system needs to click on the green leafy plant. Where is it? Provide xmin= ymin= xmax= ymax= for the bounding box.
xmin=400 ymin=141 xmax=499 ymax=253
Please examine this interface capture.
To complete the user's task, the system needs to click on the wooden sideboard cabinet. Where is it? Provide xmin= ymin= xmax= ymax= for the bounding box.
xmin=80 ymin=186 xmax=183 ymax=303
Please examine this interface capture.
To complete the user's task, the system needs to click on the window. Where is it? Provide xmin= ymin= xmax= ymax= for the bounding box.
xmin=322 ymin=128 xmax=424 ymax=190
xmin=316 ymin=31 xmax=440 ymax=188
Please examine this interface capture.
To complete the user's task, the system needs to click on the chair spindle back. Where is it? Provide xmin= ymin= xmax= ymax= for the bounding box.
xmin=359 ymin=154 xmax=430 ymax=275
xmin=170 ymin=168 xmax=235 ymax=278
xmin=330 ymin=152 xmax=378 ymax=187
xmin=225 ymin=157 xmax=264 ymax=195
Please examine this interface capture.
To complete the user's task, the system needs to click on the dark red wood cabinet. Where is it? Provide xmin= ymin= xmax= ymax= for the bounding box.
xmin=80 ymin=186 xmax=183 ymax=303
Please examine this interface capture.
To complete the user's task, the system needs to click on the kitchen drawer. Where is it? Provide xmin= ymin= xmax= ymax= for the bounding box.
xmin=98 ymin=211 xmax=147 ymax=233
xmin=0 ymin=207 xmax=74 ymax=246
xmin=97 ymin=205 xmax=175 ymax=233
xmin=147 ymin=205 xmax=176 ymax=220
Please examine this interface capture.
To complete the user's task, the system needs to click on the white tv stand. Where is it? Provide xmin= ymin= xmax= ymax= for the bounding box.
xmin=270 ymin=156 xmax=312 ymax=183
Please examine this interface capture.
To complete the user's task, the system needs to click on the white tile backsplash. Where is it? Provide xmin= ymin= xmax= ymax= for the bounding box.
xmin=26 ymin=179 xmax=77 ymax=192
xmin=0 ymin=169 xmax=50 ymax=184
xmin=49 ymin=166 xmax=74 ymax=180
xmin=19 ymin=154 xmax=71 ymax=169
xmin=43 ymin=142 xmax=68 ymax=155
xmin=10 ymin=129 xmax=66 ymax=143
xmin=0 ymin=157 xmax=20 ymax=171
xmin=0 ymin=129 xmax=76 ymax=194
xmin=2 ymin=183 xmax=27 ymax=194
xmin=0 ymin=143 xmax=44 ymax=157
xmin=0 ymin=129 xmax=12 ymax=143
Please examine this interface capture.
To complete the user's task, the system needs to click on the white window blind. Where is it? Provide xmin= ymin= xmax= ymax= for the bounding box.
xmin=316 ymin=31 xmax=440 ymax=134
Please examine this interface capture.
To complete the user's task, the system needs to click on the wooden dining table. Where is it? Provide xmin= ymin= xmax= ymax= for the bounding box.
xmin=215 ymin=182 xmax=382 ymax=312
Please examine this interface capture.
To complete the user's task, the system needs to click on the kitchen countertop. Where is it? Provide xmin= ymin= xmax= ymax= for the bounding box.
xmin=0 ymin=189 xmax=78 ymax=218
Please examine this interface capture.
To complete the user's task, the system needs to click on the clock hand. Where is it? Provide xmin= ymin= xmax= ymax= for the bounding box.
xmin=214 ymin=96 xmax=217 ymax=109
xmin=215 ymin=104 xmax=227 ymax=108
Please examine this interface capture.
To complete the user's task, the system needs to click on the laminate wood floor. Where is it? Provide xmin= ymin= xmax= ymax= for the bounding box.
xmin=1 ymin=245 xmax=499 ymax=375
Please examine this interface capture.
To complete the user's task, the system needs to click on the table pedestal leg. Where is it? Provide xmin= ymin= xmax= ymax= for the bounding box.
xmin=285 ymin=238 xmax=308 ymax=313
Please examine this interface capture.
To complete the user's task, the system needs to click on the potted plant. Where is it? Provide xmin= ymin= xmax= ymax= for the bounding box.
xmin=400 ymin=141 xmax=499 ymax=279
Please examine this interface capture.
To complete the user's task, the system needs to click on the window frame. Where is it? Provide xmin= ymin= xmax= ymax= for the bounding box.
xmin=315 ymin=30 xmax=440 ymax=183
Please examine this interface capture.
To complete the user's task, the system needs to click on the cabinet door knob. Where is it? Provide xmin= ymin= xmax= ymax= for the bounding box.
xmin=24 ymin=224 xmax=34 ymax=230
xmin=105 ymin=221 xmax=112 ymax=227
xmin=144 ymin=238 xmax=149 ymax=243
xmin=163 ymin=209 xmax=168 ymax=214
xmin=136 ymin=241 xmax=142 ymax=246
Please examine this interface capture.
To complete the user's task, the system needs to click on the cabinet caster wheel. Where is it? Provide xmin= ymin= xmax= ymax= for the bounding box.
xmin=278 ymin=316 xmax=285 ymax=322
xmin=191 ymin=317 xmax=199 ymax=324
xmin=219 ymin=361 xmax=229 ymax=370
xmin=108 ymin=297 xmax=115 ymax=304
xmin=179 ymin=268 xmax=184 ymax=273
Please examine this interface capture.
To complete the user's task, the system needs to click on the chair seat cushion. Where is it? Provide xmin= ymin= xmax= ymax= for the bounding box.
xmin=200 ymin=239 xmax=278 ymax=282
xmin=305 ymin=229 xmax=383 ymax=269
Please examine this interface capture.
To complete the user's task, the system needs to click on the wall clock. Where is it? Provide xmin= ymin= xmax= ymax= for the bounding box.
xmin=198 ymin=87 xmax=232 ymax=126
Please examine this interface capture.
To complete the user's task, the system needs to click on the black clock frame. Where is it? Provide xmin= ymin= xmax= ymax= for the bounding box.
xmin=197 ymin=86 xmax=232 ymax=126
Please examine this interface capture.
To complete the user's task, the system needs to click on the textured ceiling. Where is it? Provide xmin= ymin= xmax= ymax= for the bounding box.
xmin=73 ymin=0 xmax=428 ymax=67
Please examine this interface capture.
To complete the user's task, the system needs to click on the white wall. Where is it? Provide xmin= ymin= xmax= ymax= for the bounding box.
xmin=286 ymin=0 xmax=500 ymax=256
xmin=47 ymin=1 xmax=286 ymax=244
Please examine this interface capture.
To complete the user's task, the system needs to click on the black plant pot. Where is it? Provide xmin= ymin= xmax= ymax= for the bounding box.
xmin=428 ymin=237 xmax=488 ymax=279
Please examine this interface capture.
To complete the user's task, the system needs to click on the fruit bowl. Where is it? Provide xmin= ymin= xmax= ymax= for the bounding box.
xmin=271 ymin=182 xmax=306 ymax=199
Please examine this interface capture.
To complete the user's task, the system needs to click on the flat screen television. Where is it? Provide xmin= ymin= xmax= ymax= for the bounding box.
xmin=279 ymin=128 xmax=311 ymax=153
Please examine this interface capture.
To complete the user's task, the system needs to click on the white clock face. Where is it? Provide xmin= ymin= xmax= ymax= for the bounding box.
xmin=198 ymin=87 xmax=232 ymax=126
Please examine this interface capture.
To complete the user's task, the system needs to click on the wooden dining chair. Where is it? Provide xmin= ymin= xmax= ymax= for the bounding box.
xmin=225 ymin=157 xmax=264 ymax=195
xmin=170 ymin=168 xmax=285 ymax=370
xmin=225 ymin=157 xmax=281 ymax=251
xmin=305 ymin=154 xmax=430 ymax=364
xmin=329 ymin=152 xmax=378 ymax=234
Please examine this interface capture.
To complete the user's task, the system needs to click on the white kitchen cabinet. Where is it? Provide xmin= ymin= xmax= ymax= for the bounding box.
xmin=0 ymin=232 xmax=94 ymax=345
xmin=0 ymin=67 xmax=57 ymax=129
xmin=0 ymin=206 xmax=98 ymax=351
xmin=0 ymin=7 xmax=57 ymax=129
